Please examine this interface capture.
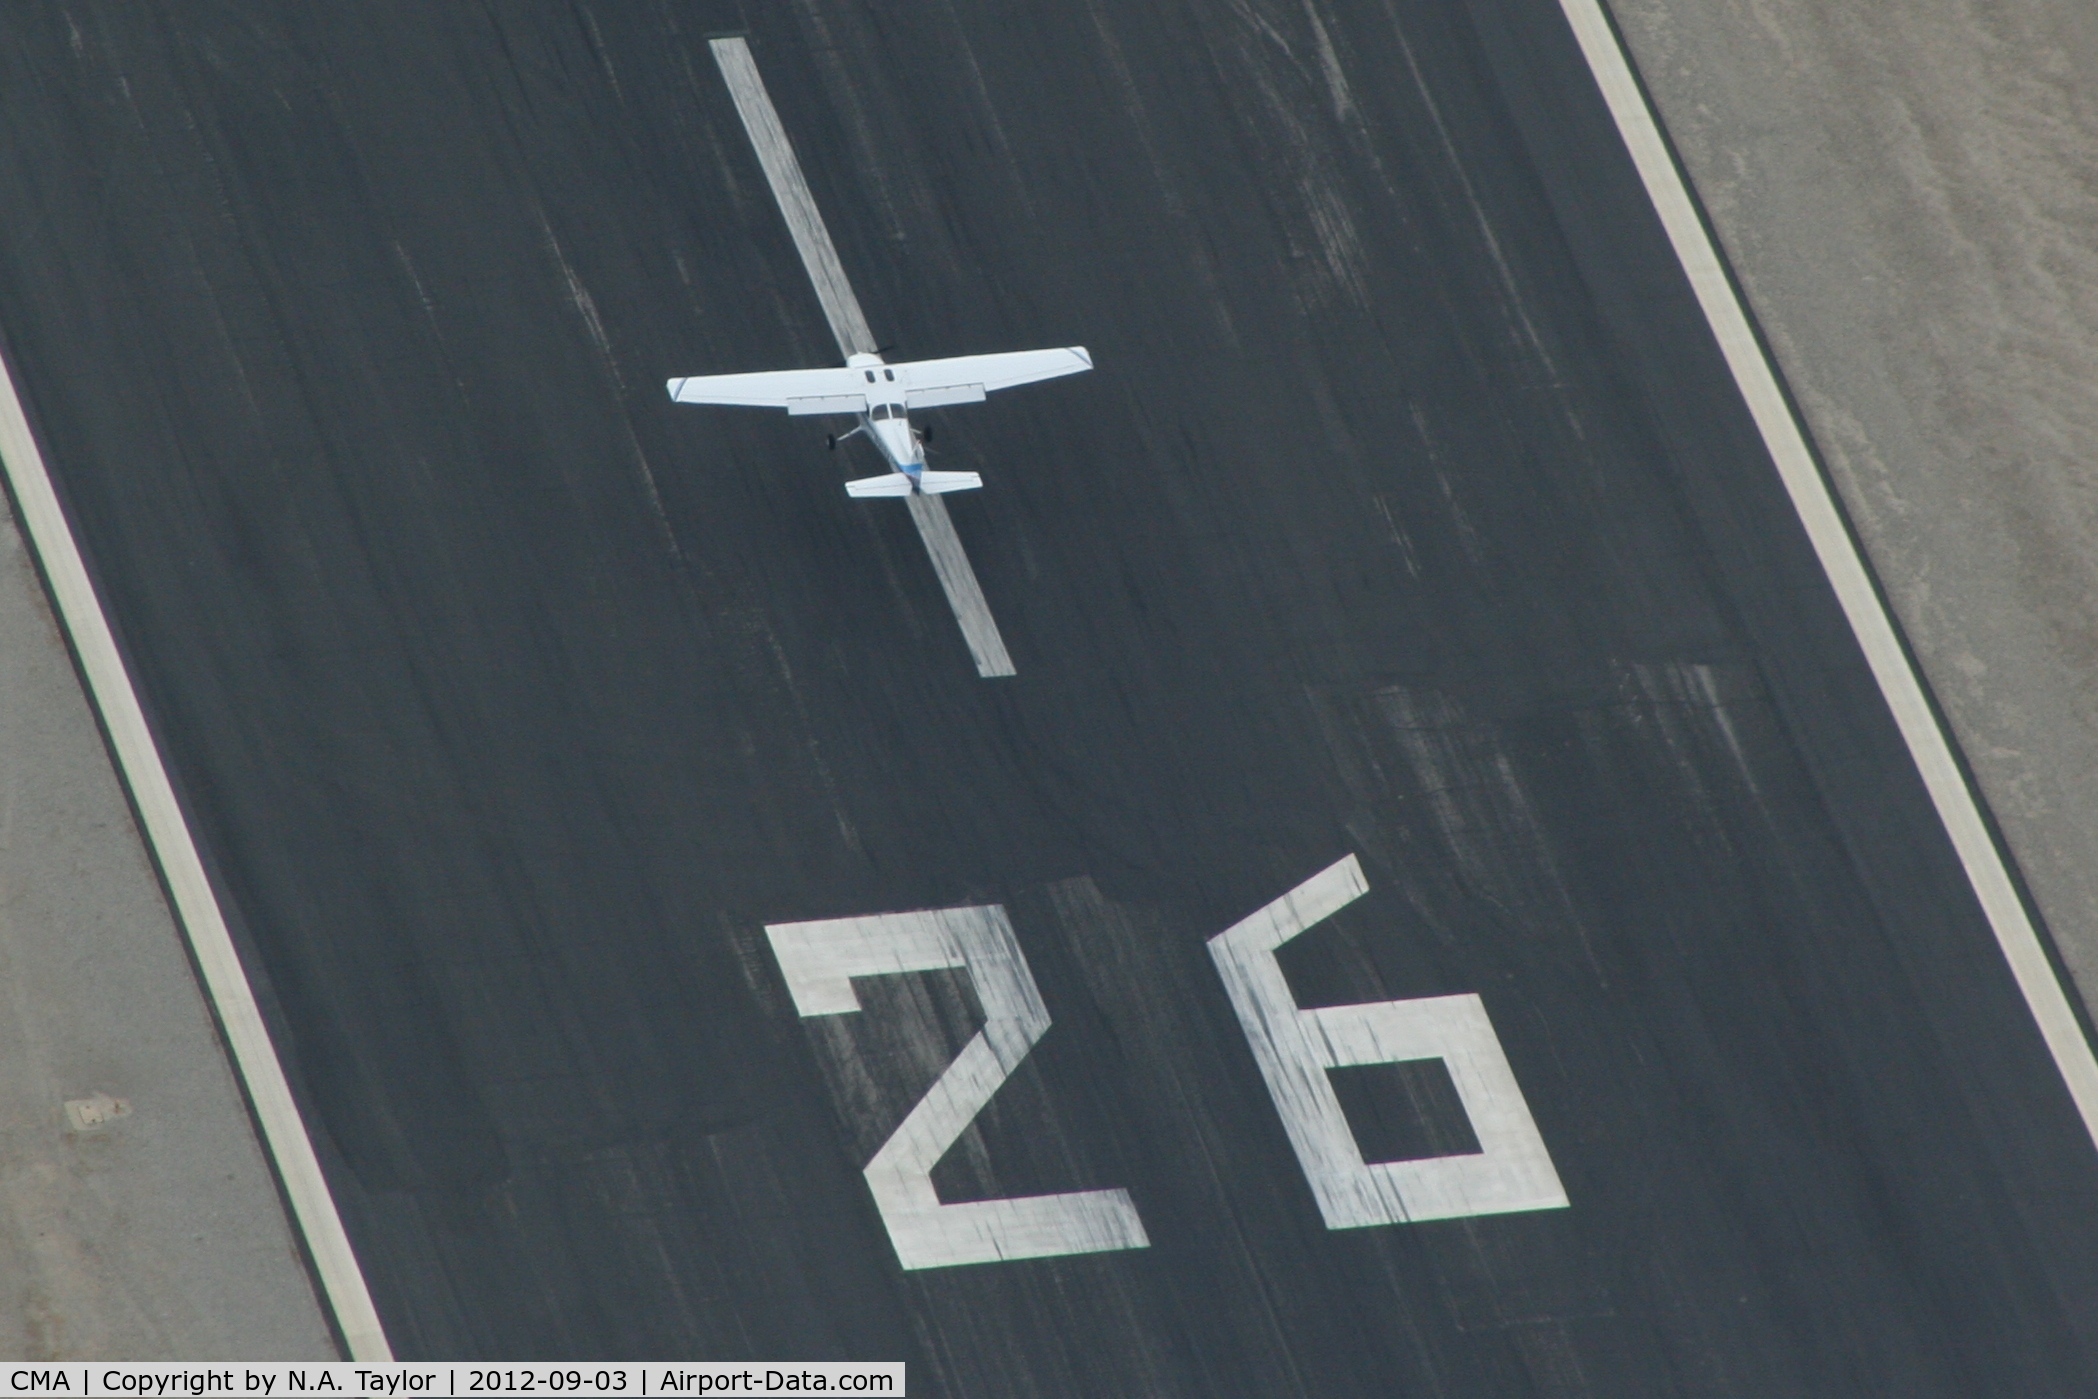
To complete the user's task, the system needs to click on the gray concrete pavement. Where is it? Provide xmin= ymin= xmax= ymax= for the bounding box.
xmin=1610 ymin=0 xmax=2098 ymax=1010
xmin=0 ymin=501 xmax=334 ymax=1357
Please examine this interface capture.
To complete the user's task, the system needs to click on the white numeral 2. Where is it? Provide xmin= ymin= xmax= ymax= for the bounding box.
xmin=764 ymin=905 xmax=1150 ymax=1270
xmin=1208 ymin=855 xmax=1569 ymax=1227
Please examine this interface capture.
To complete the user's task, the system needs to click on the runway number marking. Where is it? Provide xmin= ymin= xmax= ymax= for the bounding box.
xmin=1207 ymin=855 xmax=1568 ymax=1227
xmin=764 ymin=905 xmax=1150 ymax=1268
xmin=767 ymin=855 xmax=1564 ymax=1269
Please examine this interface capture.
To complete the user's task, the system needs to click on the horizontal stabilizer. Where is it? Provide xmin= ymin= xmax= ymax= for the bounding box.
xmin=845 ymin=473 xmax=915 ymax=499
xmin=918 ymin=470 xmax=983 ymax=494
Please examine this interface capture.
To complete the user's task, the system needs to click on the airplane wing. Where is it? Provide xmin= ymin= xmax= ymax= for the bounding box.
xmin=902 ymin=347 xmax=1091 ymax=410
xmin=666 ymin=365 xmax=867 ymax=416
xmin=667 ymin=347 xmax=1091 ymax=415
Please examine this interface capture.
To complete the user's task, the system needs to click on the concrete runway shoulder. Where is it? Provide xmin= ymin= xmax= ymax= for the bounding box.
xmin=1610 ymin=0 xmax=2098 ymax=1027
xmin=0 ymin=496 xmax=333 ymax=1357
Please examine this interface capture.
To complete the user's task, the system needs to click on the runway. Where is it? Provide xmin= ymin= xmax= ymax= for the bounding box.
xmin=0 ymin=0 xmax=2094 ymax=1390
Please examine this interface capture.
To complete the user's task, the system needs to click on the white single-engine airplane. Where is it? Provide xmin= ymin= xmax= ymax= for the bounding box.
xmin=667 ymin=346 xmax=1091 ymax=497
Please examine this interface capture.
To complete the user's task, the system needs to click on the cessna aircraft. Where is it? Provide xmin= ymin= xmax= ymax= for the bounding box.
xmin=666 ymin=346 xmax=1091 ymax=497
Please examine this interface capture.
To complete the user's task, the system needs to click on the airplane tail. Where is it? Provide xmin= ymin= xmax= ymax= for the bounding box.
xmin=845 ymin=473 xmax=915 ymax=498
xmin=844 ymin=470 xmax=983 ymax=498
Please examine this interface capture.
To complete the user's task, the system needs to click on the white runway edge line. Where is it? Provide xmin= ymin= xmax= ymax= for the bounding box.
xmin=0 ymin=359 xmax=393 ymax=1357
xmin=710 ymin=36 xmax=1017 ymax=678
xmin=1561 ymin=0 xmax=2098 ymax=1148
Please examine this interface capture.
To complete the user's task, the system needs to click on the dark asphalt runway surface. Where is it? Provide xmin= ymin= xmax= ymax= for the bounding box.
xmin=1 ymin=0 xmax=2096 ymax=1390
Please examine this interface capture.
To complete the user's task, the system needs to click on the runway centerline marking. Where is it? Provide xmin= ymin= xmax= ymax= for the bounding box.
xmin=709 ymin=37 xmax=875 ymax=359
xmin=711 ymin=36 xmax=1016 ymax=678
xmin=1559 ymin=0 xmax=2098 ymax=1148
xmin=904 ymin=493 xmax=1015 ymax=677
xmin=0 ymin=359 xmax=392 ymax=1356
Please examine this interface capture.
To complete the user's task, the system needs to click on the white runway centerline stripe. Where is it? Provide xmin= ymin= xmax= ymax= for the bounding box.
xmin=711 ymin=39 xmax=876 ymax=358
xmin=1561 ymin=0 xmax=2098 ymax=1148
xmin=710 ymin=37 xmax=1016 ymax=678
xmin=906 ymin=493 xmax=1016 ymax=677
xmin=0 ymin=360 xmax=392 ymax=1357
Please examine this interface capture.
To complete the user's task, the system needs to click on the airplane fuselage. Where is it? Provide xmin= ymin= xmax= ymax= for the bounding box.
xmin=848 ymin=353 xmax=926 ymax=481
xmin=866 ymin=401 xmax=924 ymax=475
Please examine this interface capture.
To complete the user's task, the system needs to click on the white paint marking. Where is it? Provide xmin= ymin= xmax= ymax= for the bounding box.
xmin=905 ymin=494 xmax=1016 ymax=677
xmin=765 ymin=905 xmax=1148 ymax=1268
xmin=1209 ymin=856 xmax=1569 ymax=1227
xmin=1561 ymin=0 xmax=2098 ymax=1150
xmin=0 ymin=358 xmax=391 ymax=1356
xmin=710 ymin=37 xmax=1017 ymax=678
xmin=711 ymin=37 xmax=877 ymax=358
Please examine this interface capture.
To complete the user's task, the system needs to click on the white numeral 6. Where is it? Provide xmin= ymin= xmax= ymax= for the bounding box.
xmin=1208 ymin=855 xmax=1568 ymax=1227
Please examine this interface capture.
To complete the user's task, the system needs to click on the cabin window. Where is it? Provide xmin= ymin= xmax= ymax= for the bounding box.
xmin=884 ymin=369 xmax=896 ymax=381
xmin=864 ymin=370 xmax=876 ymax=382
